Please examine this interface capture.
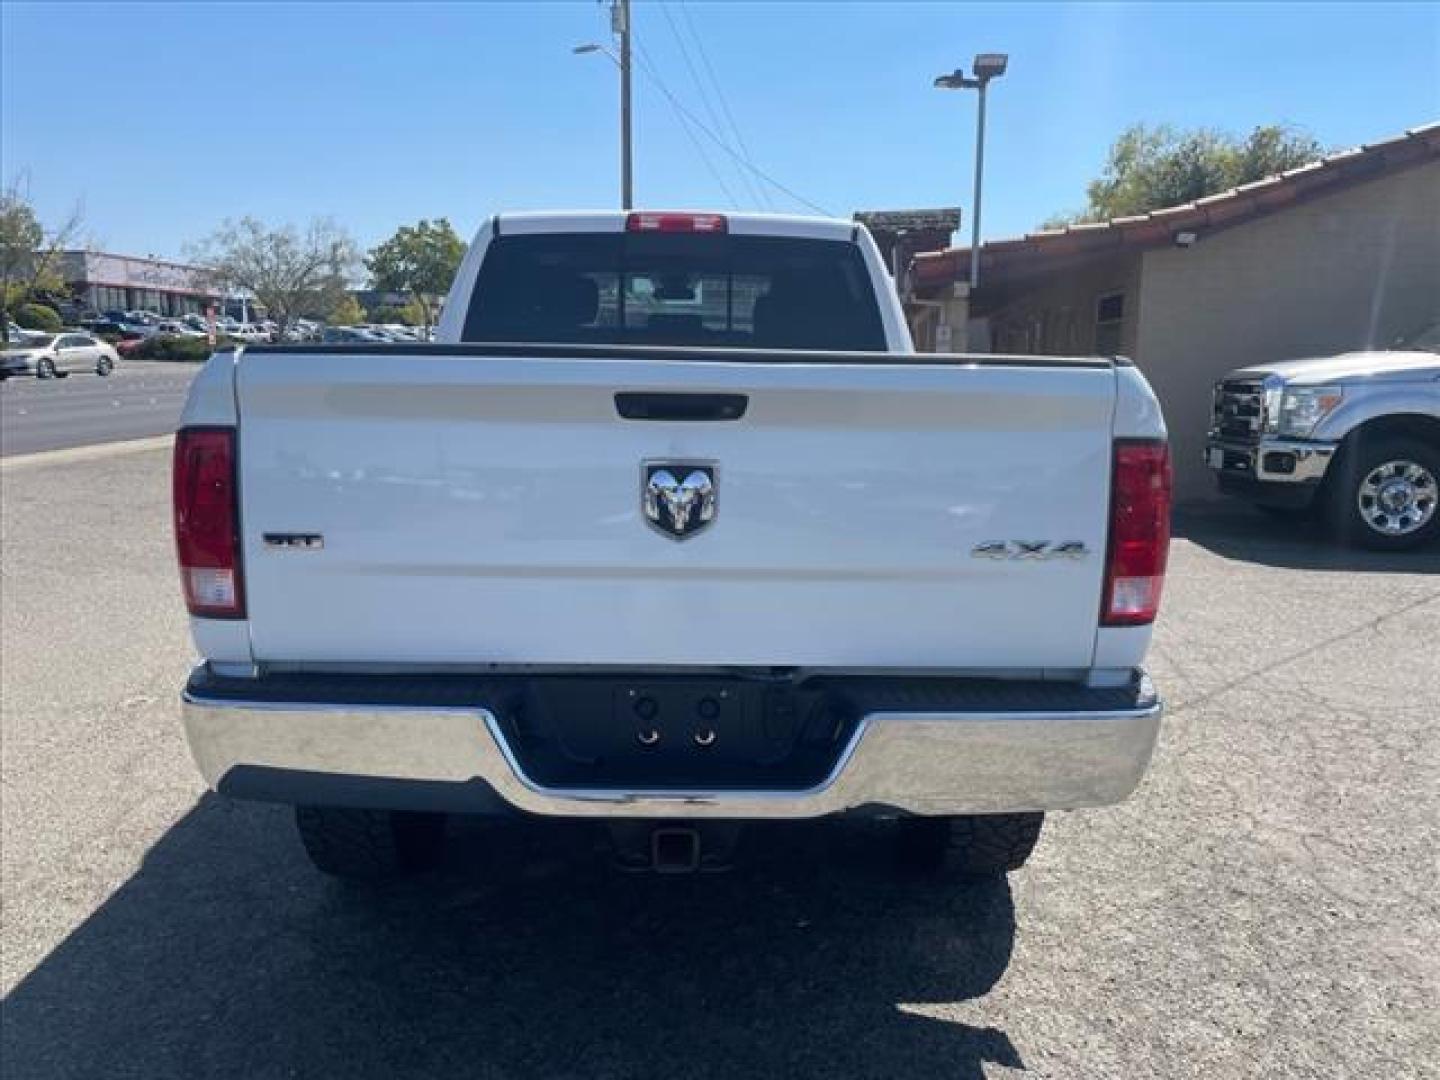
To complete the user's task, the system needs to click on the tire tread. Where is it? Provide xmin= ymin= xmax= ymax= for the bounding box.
xmin=294 ymin=806 xmax=442 ymax=880
xmin=896 ymin=812 xmax=1044 ymax=878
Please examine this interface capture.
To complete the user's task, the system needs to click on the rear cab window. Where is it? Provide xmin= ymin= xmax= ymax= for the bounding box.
xmin=462 ymin=232 xmax=887 ymax=351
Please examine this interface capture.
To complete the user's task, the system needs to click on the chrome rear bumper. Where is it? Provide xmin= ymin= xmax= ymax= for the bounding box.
xmin=182 ymin=668 xmax=1162 ymax=819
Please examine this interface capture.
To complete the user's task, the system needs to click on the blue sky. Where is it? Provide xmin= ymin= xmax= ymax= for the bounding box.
xmin=2 ymin=2 xmax=1437 ymax=261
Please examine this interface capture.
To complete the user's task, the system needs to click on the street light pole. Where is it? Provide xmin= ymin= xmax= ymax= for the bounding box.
xmin=615 ymin=0 xmax=633 ymax=210
xmin=934 ymin=53 xmax=1008 ymax=294
xmin=969 ymin=78 xmax=987 ymax=295
xmin=577 ymin=1 xmax=633 ymax=209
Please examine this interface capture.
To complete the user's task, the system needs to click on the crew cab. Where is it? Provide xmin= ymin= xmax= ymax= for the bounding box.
xmin=175 ymin=211 xmax=1171 ymax=881
xmin=1206 ymin=318 xmax=1440 ymax=550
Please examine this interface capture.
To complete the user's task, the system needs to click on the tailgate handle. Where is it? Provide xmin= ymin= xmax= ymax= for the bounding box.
xmin=615 ymin=392 xmax=748 ymax=422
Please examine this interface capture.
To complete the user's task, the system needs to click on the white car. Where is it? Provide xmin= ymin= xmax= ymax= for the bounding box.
xmin=176 ymin=210 xmax=1171 ymax=883
xmin=1 ymin=332 xmax=118 ymax=379
xmin=157 ymin=320 xmax=208 ymax=338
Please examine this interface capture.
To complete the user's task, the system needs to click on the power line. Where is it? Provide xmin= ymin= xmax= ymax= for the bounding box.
xmin=675 ymin=0 xmax=775 ymax=210
xmin=658 ymin=1 xmax=767 ymax=208
xmin=630 ymin=36 xmax=832 ymax=216
xmin=632 ymin=38 xmax=741 ymax=210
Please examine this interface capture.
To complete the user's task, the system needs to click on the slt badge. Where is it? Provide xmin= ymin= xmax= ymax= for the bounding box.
xmin=642 ymin=462 xmax=717 ymax=540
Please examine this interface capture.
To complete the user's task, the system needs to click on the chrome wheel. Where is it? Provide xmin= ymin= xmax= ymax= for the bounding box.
xmin=1356 ymin=459 xmax=1437 ymax=537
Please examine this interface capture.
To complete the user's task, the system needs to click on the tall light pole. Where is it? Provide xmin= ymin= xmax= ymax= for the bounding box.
xmin=616 ymin=0 xmax=632 ymax=209
xmin=574 ymin=0 xmax=633 ymax=209
xmin=934 ymin=53 xmax=1008 ymax=293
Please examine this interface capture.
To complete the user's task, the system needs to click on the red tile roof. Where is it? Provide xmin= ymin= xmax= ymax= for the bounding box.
xmin=912 ymin=122 xmax=1440 ymax=287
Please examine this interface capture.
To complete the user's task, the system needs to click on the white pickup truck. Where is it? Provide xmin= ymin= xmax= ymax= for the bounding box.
xmin=176 ymin=211 xmax=1171 ymax=880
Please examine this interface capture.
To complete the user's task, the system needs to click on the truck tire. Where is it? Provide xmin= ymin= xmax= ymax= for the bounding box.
xmin=1327 ymin=436 xmax=1439 ymax=551
xmin=293 ymin=806 xmax=446 ymax=880
xmin=895 ymin=812 xmax=1044 ymax=877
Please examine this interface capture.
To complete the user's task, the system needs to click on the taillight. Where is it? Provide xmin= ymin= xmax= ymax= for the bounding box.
xmin=173 ymin=427 xmax=244 ymax=618
xmin=1101 ymin=439 xmax=1171 ymax=626
xmin=625 ymin=211 xmax=727 ymax=234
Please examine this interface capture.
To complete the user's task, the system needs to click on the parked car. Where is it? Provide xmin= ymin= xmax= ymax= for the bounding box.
xmin=175 ymin=209 xmax=1172 ymax=883
xmin=226 ymin=324 xmax=271 ymax=343
xmin=5 ymin=320 xmax=49 ymax=346
xmin=85 ymin=318 xmax=155 ymax=340
xmin=0 ymin=332 xmax=118 ymax=378
xmin=320 ymin=325 xmax=387 ymax=343
xmin=1206 ymin=316 xmax=1440 ymax=550
xmin=156 ymin=320 xmax=207 ymax=338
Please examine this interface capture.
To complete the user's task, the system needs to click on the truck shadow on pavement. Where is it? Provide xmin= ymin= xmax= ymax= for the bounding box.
xmin=3 ymin=795 xmax=1022 ymax=1079
xmin=1173 ymin=504 xmax=1440 ymax=573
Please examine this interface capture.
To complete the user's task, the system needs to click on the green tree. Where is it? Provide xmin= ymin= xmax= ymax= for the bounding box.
xmin=366 ymin=219 xmax=464 ymax=329
xmin=1 ymin=177 xmax=83 ymax=341
xmin=297 ymin=270 xmax=357 ymax=322
xmin=326 ymin=293 xmax=365 ymax=326
xmin=189 ymin=216 xmax=358 ymax=336
xmin=1044 ymin=124 xmax=1327 ymax=227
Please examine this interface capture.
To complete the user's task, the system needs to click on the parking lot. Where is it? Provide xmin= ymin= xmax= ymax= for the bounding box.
xmin=1 ymin=442 xmax=1437 ymax=1079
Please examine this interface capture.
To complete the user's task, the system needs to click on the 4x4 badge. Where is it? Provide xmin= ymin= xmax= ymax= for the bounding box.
xmin=972 ymin=540 xmax=1089 ymax=560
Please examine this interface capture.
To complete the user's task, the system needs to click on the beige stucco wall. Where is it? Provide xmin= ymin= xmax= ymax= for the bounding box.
xmin=984 ymin=253 xmax=1145 ymax=357
xmin=1134 ymin=160 xmax=1440 ymax=501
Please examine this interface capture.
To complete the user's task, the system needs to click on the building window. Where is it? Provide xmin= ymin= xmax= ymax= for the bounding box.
xmin=95 ymin=286 xmax=125 ymax=312
xmin=1094 ymin=292 xmax=1125 ymax=355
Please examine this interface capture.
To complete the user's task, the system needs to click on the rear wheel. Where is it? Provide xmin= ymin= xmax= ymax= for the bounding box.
xmin=36 ymin=357 xmax=56 ymax=379
xmin=895 ymin=813 xmax=1044 ymax=878
xmin=1327 ymin=436 xmax=1439 ymax=550
xmin=96 ymin=356 xmax=114 ymax=376
xmin=294 ymin=806 xmax=446 ymax=880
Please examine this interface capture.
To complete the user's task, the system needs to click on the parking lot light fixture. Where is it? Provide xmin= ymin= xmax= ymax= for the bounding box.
xmin=572 ymin=0 xmax=633 ymax=209
xmin=934 ymin=52 xmax=1009 ymax=294
xmin=973 ymin=53 xmax=1009 ymax=80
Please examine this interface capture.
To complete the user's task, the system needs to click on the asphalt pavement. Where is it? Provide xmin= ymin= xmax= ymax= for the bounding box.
xmin=1 ymin=446 xmax=1437 ymax=1079
xmin=0 ymin=362 xmax=198 ymax=456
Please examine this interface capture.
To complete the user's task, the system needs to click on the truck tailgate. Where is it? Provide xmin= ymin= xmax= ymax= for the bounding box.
xmin=235 ymin=351 xmax=1116 ymax=669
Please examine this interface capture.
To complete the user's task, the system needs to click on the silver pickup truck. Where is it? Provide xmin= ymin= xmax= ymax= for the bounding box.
xmin=1205 ymin=320 xmax=1440 ymax=550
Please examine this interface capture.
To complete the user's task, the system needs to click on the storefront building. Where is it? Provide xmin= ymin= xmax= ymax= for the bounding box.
xmin=57 ymin=251 xmax=222 ymax=317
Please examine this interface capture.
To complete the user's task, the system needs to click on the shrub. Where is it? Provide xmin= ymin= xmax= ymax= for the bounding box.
xmin=16 ymin=302 xmax=61 ymax=332
xmin=129 ymin=334 xmax=235 ymax=363
xmin=327 ymin=294 xmax=366 ymax=326
xmin=370 ymin=304 xmax=411 ymax=325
